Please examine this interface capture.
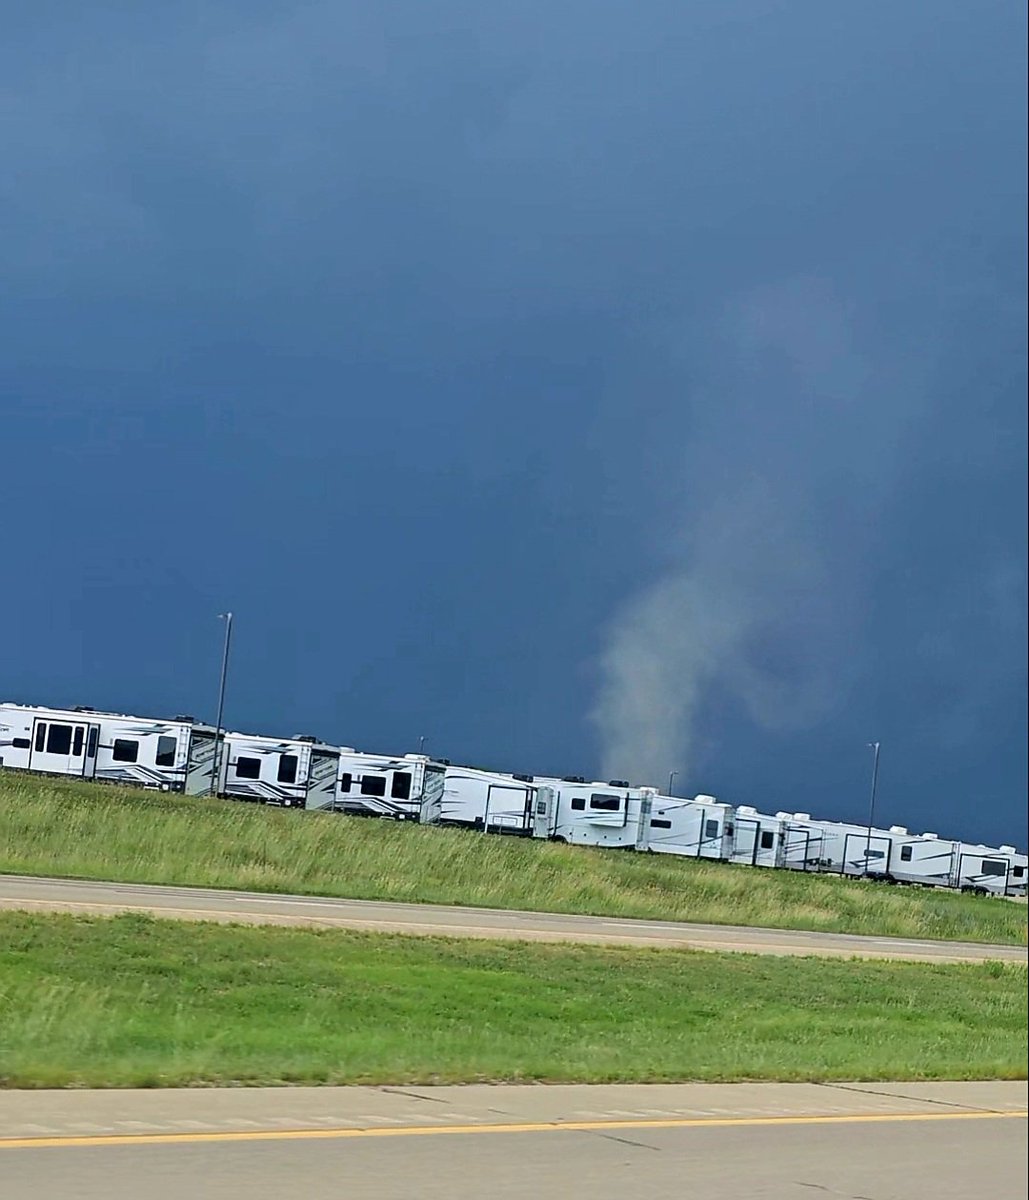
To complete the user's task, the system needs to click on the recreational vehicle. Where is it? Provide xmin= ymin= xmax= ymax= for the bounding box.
xmin=334 ymin=750 xmax=445 ymax=823
xmin=439 ymin=764 xmax=537 ymax=833
xmin=217 ymin=731 xmax=340 ymax=809
xmin=0 ymin=702 xmax=217 ymax=793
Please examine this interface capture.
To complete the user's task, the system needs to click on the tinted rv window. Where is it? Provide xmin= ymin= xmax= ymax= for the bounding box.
xmin=277 ymin=754 xmax=299 ymax=784
xmin=156 ymin=736 xmax=177 ymax=767
xmin=112 ymin=738 xmax=139 ymax=763
xmin=47 ymin=724 xmax=73 ymax=755
xmin=867 ymin=848 xmax=884 ymax=859
xmin=72 ymin=727 xmax=84 ymax=756
xmin=339 ymin=772 xmax=352 ymax=792
xmin=900 ymin=845 xmax=913 ymax=861
xmin=86 ymin=727 xmax=98 ymax=757
xmin=760 ymin=830 xmax=775 ymax=850
xmin=13 ymin=737 xmax=30 ymax=749
xmin=391 ymin=771 xmax=412 ymax=800
xmin=570 ymin=797 xmax=585 ymax=811
xmin=981 ymin=860 xmax=1006 ymax=877
xmin=704 ymin=819 xmax=719 ymax=840
xmin=651 ymin=818 xmax=672 ymax=829
xmin=360 ymin=774 xmax=387 ymax=797
xmin=34 ymin=724 xmax=47 ymax=752
xmin=1013 ymin=866 xmax=1025 ymax=878
xmin=235 ymin=756 xmax=261 ymax=779
xmin=590 ymin=794 xmax=621 ymax=811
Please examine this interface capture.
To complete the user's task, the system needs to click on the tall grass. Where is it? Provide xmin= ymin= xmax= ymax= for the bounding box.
xmin=0 ymin=911 xmax=1024 ymax=1087
xmin=0 ymin=772 xmax=1025 ymax=945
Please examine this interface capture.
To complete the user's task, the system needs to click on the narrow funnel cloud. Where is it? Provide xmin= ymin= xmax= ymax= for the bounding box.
xmin=592 ymin=277 xmax=911 ymax=788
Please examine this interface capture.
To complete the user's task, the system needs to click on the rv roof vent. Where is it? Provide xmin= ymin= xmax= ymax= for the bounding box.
xmin=173 ymin=715 xmax=195 ymax=723
xmin=921 ymin=832 xmax=938 ymax=840
xmin=562 ymin=775 xmax=586 ymax=783
xmin=513 ymin=773 xmax=534 ymax=783
xmin=793 ymin=812 xmax=811 ymax=822
xmin=1000 ymin=845 xmax=1017 ymax=854
xmin=294 ymin=735 xmax=317 ymax=743
xmin=737 ymin=805 xmax=757 ymax=815
xmin=73 ymin=705 xmax=95 ymax=712
xmin=775 ymin=811 xmax=792 ymax=820
xmin=608 ymin=779 xmax=629 ymax=787
xmin=889 ymin=826 xmax=908 ymax=835
xmin=695 ymin=793 xmax=718 ymax=804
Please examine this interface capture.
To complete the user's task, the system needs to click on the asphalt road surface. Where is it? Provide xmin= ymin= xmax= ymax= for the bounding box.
xmin=2 ymin=1082 xmax=1025 ymax=1199
xmin=0 ymin=873 xmax=1025 ymax=962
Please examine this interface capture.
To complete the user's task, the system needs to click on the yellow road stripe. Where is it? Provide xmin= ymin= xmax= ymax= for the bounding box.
xmin=1 ymin=1109 xmax=1025 ymax=1150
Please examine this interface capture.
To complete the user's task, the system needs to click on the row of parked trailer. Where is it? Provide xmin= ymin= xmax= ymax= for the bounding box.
xmin=1 ymin=699 xmax=1025 ymax=896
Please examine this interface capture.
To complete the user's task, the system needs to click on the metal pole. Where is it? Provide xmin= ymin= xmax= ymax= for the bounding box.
xmin=418 ymin=735 xmax=427 ymax=756
xmin=865 ymin=741 xmax=881 ymax=876
xmin=210 ymin=612 xmax=233 ymax=796
xmin=667 ymin=771 xmax=678 ymax=796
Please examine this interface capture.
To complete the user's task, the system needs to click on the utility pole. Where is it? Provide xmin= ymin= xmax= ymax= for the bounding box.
xmin=667 ymin=771 xmax=678 ymax=796
xmin=865 ymin=741 xmax=881 ymax=876
xmin=210 ymin=612 xmax=233 ymax=796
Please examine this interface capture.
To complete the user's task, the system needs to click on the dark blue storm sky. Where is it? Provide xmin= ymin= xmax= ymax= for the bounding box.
xmin=3 ymin=1 xmax=1026 ymax=846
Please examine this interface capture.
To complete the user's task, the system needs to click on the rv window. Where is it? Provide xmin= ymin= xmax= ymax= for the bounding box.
xmin=867 ymin=848 xmax=885 ymax=859
xmin=339 ymin=772 xmax=352 ymax=793
xmin=570 ymin=797 xmax=586 ymax=810
xmin=112 ymin=738 xmax=139 ymax=763
xmin=47 ymin=724 xmax=73 ymax=755
xmin=235 ymin=756 xmax=261 ymax=779
xmin=391 ymin=771 xmax=412 ymax=800
xmin=360 ymin=774 xmax=387 ymax=797
xmin=760 ymin=830 xmax=775 ymax=850
xmin=589 ymin=794 xmax=621 ymax=811
xmin=86 ymin=727 xmax=98 ymax=757
xmin=1013 ymin=866 xmax=1025 ymax=878
xmin=277 ymin=754 xmax=299 ymax=784
xmin=34 ymin=724 xmax=47 ymax=752
xmin=900 ymin=845 xmax=913 ymax=862
xmin=704 ymin=819 xmax=720 ymax=840
xmin=535 ymin=800 xmax=548 ymax=815
xmin=155 ymin=736 xmax=177 ymax=767
xmin=651 ymin=818 xmax=672 ymax=829
xmin=981 ymin=860 xmax=1006 ymax=877
xmin=72 ymin=727 xmax=84 ymax=756
xmin=13 ymin=738 xmax=30 ymax=750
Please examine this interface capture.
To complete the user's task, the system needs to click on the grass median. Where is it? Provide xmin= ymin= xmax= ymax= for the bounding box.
xmin=0 ymin=772 xmax=1026 ymax=945
xmin=0 ymin=911 xmax=1025 ymax=1088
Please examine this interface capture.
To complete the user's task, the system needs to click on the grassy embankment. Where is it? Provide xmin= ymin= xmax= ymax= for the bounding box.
xmin=1 ymin=910 xmax=1025 ymax=1088
xmin=0 ymin=772 xmax=1025 ymax=945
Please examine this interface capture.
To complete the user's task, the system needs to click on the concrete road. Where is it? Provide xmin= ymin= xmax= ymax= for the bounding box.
xmin=1 ymin=1082 xmax=1025 ymax=1199
xmin=1 ymin=873 xmax=1025 ymax=962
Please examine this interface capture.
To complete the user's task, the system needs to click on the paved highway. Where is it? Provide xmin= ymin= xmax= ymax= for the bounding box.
xmin=0 ymin=873 xmax=1025 ymax=962
xmin=1 ymin=1081 xmax=1025 ymax=1199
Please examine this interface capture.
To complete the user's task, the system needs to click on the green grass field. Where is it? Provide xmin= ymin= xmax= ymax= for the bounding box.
xmin=1 ymin=911 xmax=1024 ymax=1088
xmin=0 ymin=772 xmax=1025 ymax=945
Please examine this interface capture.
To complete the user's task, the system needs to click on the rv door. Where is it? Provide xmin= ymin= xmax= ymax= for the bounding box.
xmin=29 ymin=718 xmax=99 ymax=779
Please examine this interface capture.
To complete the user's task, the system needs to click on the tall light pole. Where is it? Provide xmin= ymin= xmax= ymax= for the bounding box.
xmin=865 ymin=741 xmax=881 ymax=876
xmin=667 ymin=771 xmax=678 ymax=796
xmin=210 ymin=612 xmax=233 ymax=796
xmin=418 ymin=735 xmax=427 ymax=756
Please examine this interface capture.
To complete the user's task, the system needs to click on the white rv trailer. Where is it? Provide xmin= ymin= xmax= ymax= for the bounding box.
xmin=334 ymin=750 xmax=445 ymax=823
xmin=532 ymin=778 xmax=650 ymax=849
xmin=730 ymin=806 xmax=786 ymax=868
xmin=778 ymin=812 xmax=894 ymax=875
xmin=954 ymin=842 xmax=1028 ymax=897
xmin=438 ymin=764 xmax=537 ymax=833
xmin=0 ymin=701 xmax=217 ymax=793
xmin=635 ymin=793 xmax=735 ymax=860
xmin=218 ymin=731 xmax=340 ymax=809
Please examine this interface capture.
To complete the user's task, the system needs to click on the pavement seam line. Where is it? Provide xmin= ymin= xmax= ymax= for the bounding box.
xmin=0 ymin=1109 xmax=1025 ymax=1150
